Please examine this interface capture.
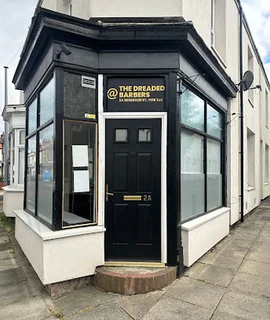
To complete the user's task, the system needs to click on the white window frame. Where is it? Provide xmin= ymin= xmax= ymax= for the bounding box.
xmin=211 ymin=0 xmax=215 ymax=47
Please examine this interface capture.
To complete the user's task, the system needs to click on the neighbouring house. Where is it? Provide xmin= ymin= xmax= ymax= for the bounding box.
xmin=2 ymin=104 xmax=25 ymax=217
xmin=11 ymin=0 xmax=270 ymax=294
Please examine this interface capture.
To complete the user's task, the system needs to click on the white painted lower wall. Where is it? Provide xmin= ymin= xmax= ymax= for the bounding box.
xmin=181 ymin=207 xmax=230 ymax=267
xmin=3 ymin=186 xmax=24 ymax=217
xmin=14 ymin=210 xmax=105 ymax=285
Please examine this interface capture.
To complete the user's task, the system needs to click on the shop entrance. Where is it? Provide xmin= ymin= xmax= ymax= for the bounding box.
xmin=105 ymin=119 xmax=161 ymax=261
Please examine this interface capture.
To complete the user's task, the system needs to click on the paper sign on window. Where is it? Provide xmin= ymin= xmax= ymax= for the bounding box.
xmin=73 ymin=170 xmax=90 ymax=193
xmin=72 ymin=145 xmax=88 ymax=167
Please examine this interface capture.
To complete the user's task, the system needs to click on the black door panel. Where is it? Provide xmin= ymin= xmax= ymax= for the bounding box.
xmin=105 ymin=119 xmax=161 ymax=261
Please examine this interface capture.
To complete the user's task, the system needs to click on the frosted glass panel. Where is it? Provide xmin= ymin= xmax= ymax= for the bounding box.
xmin=207 ymin=139 xmax=222 ymax=210
xmin=181 ymin=130 xmax=205 ymax=221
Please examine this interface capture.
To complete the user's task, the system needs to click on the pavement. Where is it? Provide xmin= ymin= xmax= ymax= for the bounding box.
xmin=1 ymin=199 xmax=270 ymax=319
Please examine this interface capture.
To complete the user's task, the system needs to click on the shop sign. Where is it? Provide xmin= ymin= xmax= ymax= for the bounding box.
xmin=107 ymin=77 xmax=165 ymax=110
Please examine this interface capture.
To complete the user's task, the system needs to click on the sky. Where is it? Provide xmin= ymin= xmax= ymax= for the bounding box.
xmin=0 ymin=0 xmax=270 ymax=133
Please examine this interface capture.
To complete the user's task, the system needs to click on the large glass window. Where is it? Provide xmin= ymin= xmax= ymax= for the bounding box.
xmin=207 ymin=140 xmax=222 ymax=210
xmin=181 ymin=130 xmax=205 ymax=220
xmin=181 ymin=86 xmax=224 ymax=222
xmin=28 ymin=99 xmax=37 ymax=135
xmin=37 ymin=125 xmax=54 ymax=224
xmin=63 ymin=121 xmax=96 ymax=227
xmin=181 ymin=87 xmax=204 ymax=131
xmin=25 ymin=76 xmax=54 ymax=226
xmin=26 ymin=137 xmax=36 ymax=213
xmin=40 ymin=78 xmax=54 ymax=126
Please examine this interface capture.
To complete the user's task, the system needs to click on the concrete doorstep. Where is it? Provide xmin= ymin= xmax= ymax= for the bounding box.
xmin=1 ymin=201 xmax=270 ymax=319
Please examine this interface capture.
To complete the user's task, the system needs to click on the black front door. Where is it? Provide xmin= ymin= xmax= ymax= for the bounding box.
xmin=105 ymin=119 xmax=161 ymax=261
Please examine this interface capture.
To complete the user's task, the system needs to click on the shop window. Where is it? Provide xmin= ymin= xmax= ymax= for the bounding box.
xmin=181 ymin=87 xmax=204 ymax=131
xmin=181 ymin=86 xmax=224 ymax=222
xmin=265 ymin=144 xmax=269 ymax=184
xmin=25 ymin=76 xmax=55 ymax=226
xmin=247 ymin=129 xmax=255 ymax=188
xmin=207 ymin=139 xmax=222 ymax=210
xmin=37 ymin=125 xmax=54 ymax=224
xmin=26 ymin=136 xmax=36 ymax=213
xmin=181 ymin=130 xmax=205 ymax=221
xmin=40 ymin=77 xmax=54 ymax=126
xmin=63 ymin=121 xmax=96 ymax=227
xmin=207 ymin=104 xmax=223 ymax=139
xmin=64 ymin=72 xmax=96 ymax=120
xmin=27 ymin=99 xmax=37 ymax=135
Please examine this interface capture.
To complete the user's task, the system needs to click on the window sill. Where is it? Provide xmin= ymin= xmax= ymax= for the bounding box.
xmin=211 ymin=46 xmax=227 ymax=69
xmin=14 ymin=210 xmax=105 ymax=241
xmin=264 ymin=183 xmax=269 ymax=186
xmin=247 ymin=186 xmax=255 ymax=192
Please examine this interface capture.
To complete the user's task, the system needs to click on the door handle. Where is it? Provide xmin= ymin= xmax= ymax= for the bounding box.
xmin=106 ymin=184 xmax=114 ymax=202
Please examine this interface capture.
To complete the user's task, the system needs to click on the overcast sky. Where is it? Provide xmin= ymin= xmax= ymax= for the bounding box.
xmin=0 ymin=0 xmax=269 ymax=133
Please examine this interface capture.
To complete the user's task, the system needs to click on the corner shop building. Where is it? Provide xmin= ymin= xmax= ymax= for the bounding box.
xmin=13 ymin=8 xmax=237 ymax=285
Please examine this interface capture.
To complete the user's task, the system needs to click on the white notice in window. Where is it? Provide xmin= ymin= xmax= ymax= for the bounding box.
xmin=72 ymin=145 xmax=88 ymax=167
xmin=73 ymin=170 xmax=90 ymax=193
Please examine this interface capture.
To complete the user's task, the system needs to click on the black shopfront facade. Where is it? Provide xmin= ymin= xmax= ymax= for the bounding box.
xmin=13 ymin=8 xmax=237 ymax=283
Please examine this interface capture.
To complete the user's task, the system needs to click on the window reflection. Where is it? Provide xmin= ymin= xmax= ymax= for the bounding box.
xmin=26 ymin=137 xmax=36 ymax=213
xmin=63 ymin=121 xmax=96 ymax=227
xmin=181 ymin=87 xmax=205 ymax=131
xmin=207 ymin=105 xmax=223 ymax=139
xmin=37 ymin=125 xmax=54 ymax=224
xmin=40 ymin=78 xmax=54 ymax=126
xmin=28 ymin=99 xmax=37 ymax=135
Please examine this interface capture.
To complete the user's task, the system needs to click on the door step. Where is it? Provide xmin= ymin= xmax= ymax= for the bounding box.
xmin=95 ymin=266 xmax=177 ymax=295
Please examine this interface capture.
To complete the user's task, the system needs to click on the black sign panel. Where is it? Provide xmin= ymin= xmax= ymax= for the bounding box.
xmin=106 ymin=77 xmax=166 ymax=112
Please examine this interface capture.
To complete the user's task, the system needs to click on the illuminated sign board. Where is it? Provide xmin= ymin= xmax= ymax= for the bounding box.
xmin=106 ymin=77 xmax=166 ymax=111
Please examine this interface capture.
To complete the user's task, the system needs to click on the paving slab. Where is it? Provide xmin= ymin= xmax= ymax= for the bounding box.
xmin=211 ymin=310 xmax=246 ymax=320
xmin=0 ymin=267 xmax=26 ymax=287
xmin=141 ymin=296 xmax=212 ymax=320
xmin=239 ymin=259 xmax=270 ymax=279
xmin=0 ymin=250 xmax=12 ymax=261
xmin=66 ymin=301 xmax=132 ymax=320
xmin=0 ymin=241 xmax=11 ymax=252
xmin=230 ymin=231 xmax=258 ymax=242
xmin=164 ymin=276 xmax=225 ymax=310
xmin=186 ymin=262 xmax=234 ymax=287
xmin=0 ymin=257 xmax=17 ymax=271
xmin=216 ymin=289 xmax=270 ymax=320
xmin=246 ymin=245 xmax=270 ymax=263
xmin=218 ymin=243 xmax=251 ymax=259
xmin=0 ymin=296 xmax=51 ymax=320
xmin=0 ymin=282 xmax=31 ymax=307
xmin=0 ymin=236 xmax=9 ymax=245
xmin=199 ymin=251 xmax=243 ymax=271
xmin=118 ymin=290 xmax=164 ymax=319
xmin=229 ymin=272 xmax=270 ymax=298
xmin=53 ymin=285 xmax=117 ymax=317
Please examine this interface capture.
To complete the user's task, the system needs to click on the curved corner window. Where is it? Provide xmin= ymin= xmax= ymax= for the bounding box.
xmin=63 ymin=121 xmax=97 ymax=227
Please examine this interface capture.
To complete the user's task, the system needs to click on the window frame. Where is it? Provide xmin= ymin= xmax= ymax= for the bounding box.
xmin=24 ymin=73 xmax=55 ymax=229
xmin=180 ymin=83 xmax=225 ymax=223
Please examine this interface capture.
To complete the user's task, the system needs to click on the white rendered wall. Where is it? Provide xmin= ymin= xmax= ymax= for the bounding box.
xmin=15 ymin=210 xmax=105 ymax=285
xmin=3 ymin=187 xmax=23 ymax=217
xmin=182 ymin=208 xmax=230 ymax=267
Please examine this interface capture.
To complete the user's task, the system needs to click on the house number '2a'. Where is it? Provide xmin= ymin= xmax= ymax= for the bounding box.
xmin=143 ymin=195 xmax=152 ymax=201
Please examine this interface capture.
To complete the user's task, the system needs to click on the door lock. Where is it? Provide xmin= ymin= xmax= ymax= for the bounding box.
xmin=106 ymin=184 xmax=114 ymax=202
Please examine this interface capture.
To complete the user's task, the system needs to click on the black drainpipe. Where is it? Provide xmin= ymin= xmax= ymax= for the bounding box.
xmin=238 ymin=0 xmax=244 ymax=223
